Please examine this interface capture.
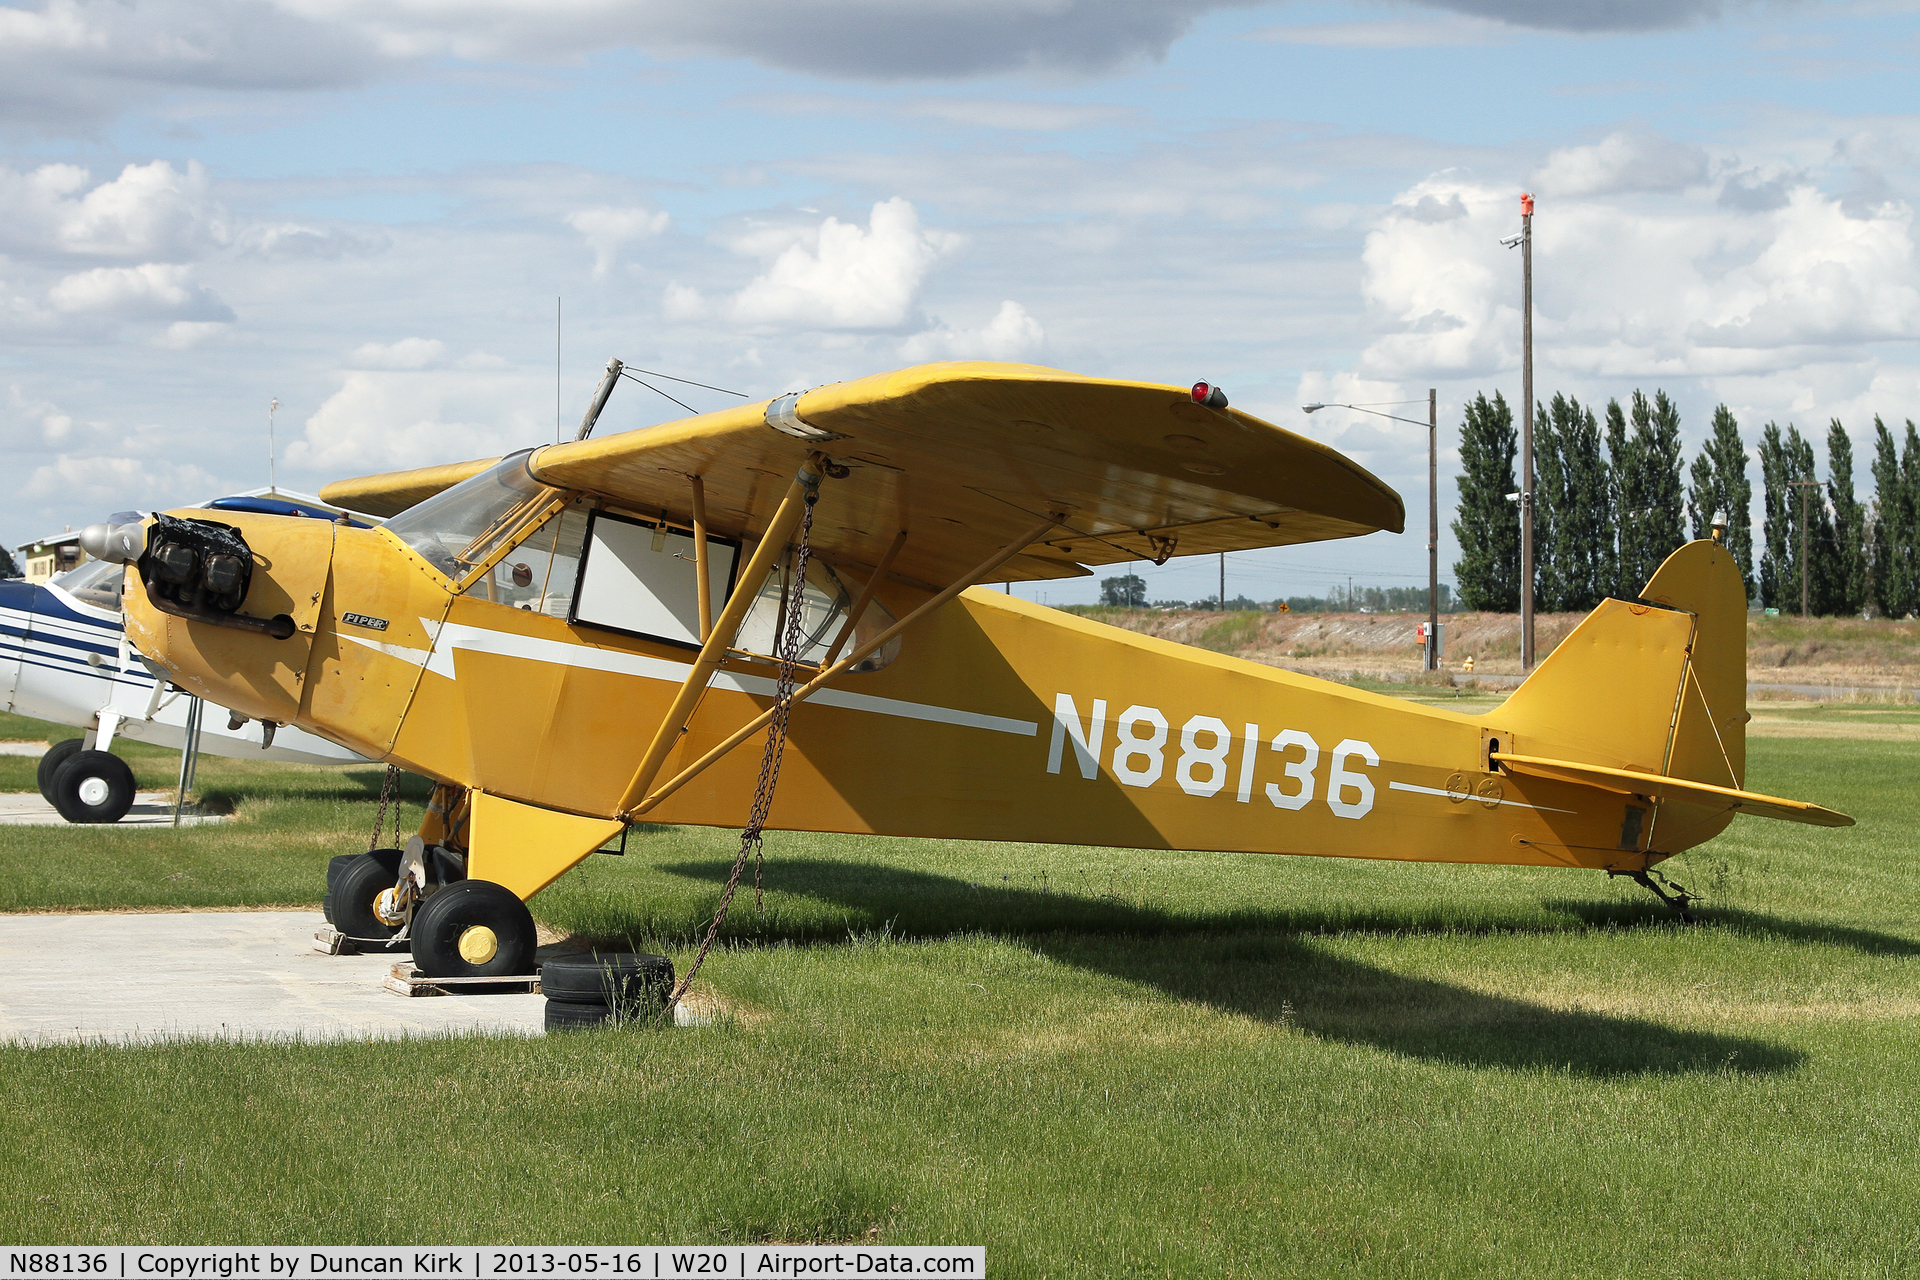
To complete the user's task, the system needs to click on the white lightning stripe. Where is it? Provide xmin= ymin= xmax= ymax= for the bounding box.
xmin=340 ymin=633 xmax=432 ymax=666
xmin=1388 ymin=779 xmax=1576 ymax=814
xmin=418 ymin=617 xmax=1038 ymax=738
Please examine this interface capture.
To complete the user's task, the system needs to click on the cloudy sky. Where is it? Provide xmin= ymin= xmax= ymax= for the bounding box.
xmin=3 ymin=0 xmax=1918 ymax=606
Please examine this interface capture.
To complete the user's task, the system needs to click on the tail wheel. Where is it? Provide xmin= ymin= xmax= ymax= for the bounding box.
xmin=47 ymin=750 xmax=136 ymax=824
xmin=36 ymin=739 xmax=84 ymax=803
xmin=410 ymin=880 xmax=536 ymax=979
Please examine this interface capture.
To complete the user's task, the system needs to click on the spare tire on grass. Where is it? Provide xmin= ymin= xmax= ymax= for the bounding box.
xmin=540 ymin=952 xmax=674 ymax=1010
xmin=544 ymin=999 xmax=620 ymax=1033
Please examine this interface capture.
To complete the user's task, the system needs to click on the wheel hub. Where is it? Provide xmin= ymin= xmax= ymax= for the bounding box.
xmin=77 ymin=777 xmax=110 ymax=806
xmin=373 ymin=886 xmax=407 ymax=926
xmin=457 ymin=925 xmax=499 ymax=964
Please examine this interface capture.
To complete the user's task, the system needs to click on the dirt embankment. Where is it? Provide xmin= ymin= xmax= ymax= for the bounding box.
xmin=1068 ymin=607 xmax=1920 ymax=692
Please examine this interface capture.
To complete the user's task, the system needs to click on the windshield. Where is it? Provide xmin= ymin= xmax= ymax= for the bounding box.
xmin=383 ymin=451 xmax=555 ymax=581
xmin=52 ymin=557 xmax=127 ymax=612
xmin=461 ymin=506 xmax=589 ymax=617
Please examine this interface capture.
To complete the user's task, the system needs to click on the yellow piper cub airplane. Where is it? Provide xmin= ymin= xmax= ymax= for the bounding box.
xmin=96 ymin=362 xmax=1848 ymax=978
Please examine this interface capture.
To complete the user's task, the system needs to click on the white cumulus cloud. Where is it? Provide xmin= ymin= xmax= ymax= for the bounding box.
xmin=901 ymin=300 xmax=1045 ymax=361
xmin=47 ymin=263 xmax=234 ymax=321
xmin=285 ymin=368 xmax=549 ymax=474
xmin=1339 ymin=155 xmax=1920 ymax=397
xmin=21 ymin=453 xmax=219 ymax=510
xmin=687 ymin=197 xmax=961 ymax=332
xmin=1532 ymin=130 xmax=1710 ymax=198
xmin=566 ymin=205 xmax=669 ymax=278
xmin=347 ymin=337 xmax=448 ymax=369
xmin=0 ymin=160 xmax=229 ymax=261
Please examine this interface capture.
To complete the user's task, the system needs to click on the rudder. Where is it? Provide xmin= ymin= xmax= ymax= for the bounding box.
xmin=1495 ymin=539 xmax=1747 ymax=791
xmin=1640 ymin=538 xmax=1749 ymax=791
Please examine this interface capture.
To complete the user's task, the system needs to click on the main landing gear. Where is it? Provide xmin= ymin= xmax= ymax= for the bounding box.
xmin=322 ymin=848 xmax=537 ymax=977
xmin=409 ymin=880 xmax=537 ymax=978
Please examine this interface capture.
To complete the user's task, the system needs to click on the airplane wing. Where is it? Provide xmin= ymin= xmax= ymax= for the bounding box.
xmin=320 ymin=458 xmax=500 ymax=519
xmin=1493 ymin=753 xmax=1855 ymax=828
xmin=319 ymin=361 xmax=1405 ymax=587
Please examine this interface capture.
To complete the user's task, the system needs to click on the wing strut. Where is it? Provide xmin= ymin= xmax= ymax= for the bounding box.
xmin=690 ymin=474 xmax=713 ymax=641
xmin=617 ymin=453 xmax=827 ymax=815
xmin=626 ymin=510 xmax=1063 ymax=819
xmin=823 ymin=528 xmax=908 ymax=667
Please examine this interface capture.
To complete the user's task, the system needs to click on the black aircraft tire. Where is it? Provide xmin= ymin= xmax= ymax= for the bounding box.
xmin=410 ymin=880 xmax=536 ymax=979
xmin=544 ymin=999 xmax=619 ymax=1033
xmin=47 ymin=750 xmax=136 ymax=824
xmin=329 ymin=850 xmax=409 ymax=951
xmin=37 ymin=739 xmax=85 ymax=802
xmin=541 ymin=953 xmax=674 ymax=1011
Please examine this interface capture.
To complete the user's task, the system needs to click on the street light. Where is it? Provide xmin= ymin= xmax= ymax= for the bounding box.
xmin=1505 ymin=192 xmax=1536 ymax=669
xmin=1302 ymin=392 xmax=1442 ymax=670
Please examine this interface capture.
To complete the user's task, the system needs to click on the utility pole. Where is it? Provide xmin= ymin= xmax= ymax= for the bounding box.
xmin=1427 ymin=387 xmax=1438 ymax=671
xmin=1219 ymin=552 xmax=1226 ymax=611
xmin=267 ymin=397 xmax=279 ymax=493
xmin=1519 ymin=192 xmax=1535 ymax=670
xmin=1788 ymin=477 xmax=1822 ymax=619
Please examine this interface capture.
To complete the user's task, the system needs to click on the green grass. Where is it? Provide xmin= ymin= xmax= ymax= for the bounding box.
xmin=0 ymin=713 xmax=1916 ymax=1274
xmin=0 ymin=709 xmax=435 ymax=909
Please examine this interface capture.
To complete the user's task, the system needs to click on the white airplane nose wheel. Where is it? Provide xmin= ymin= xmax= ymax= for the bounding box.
xmin=46 ymin=750 xmax=137 ymax=824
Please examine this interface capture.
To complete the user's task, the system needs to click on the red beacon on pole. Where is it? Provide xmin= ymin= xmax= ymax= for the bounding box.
xmin=1521 ymin=192 xmax=1534 ymax=216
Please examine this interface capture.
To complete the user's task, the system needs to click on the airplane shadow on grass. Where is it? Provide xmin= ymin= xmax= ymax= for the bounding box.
xmin=1542 ymin=898 xmax=1920 ymax=958
xmin=655 ymin=857 xmax=1812 ymax=1079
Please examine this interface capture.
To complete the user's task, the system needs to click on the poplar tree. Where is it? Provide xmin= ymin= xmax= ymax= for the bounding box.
xmin=1532 ymin=398 xmax=1569 ymax=612
xmin=1685 ymin=404 xmax=1756 ymax=599
xmin=1536 ymin=393 xmax=1610 ymax=611
xmin=1615 ymin=390 xmax=1686 ymax=594
xmin=1761 ymin=425 xmax=1836 ymax=614
xmin=1792 ymin=428 xmax=1840 ymax=614
xmin=1759 ymin=423 xmax=1792 ymax=611
xmin=1827 ymin=421 xmax=1867 ymax=616
xmin=1904 ymin=421 xmax=1920 ymax=614
xmin=1644 ymin=390 xmax=1687 ymax=578
xmin=1452 ymin=391 xmax=1520 ymax=611
xmin=1569 ymin=396 xmax=1614 ymax=610
xmin=1870 ymin=417 xmax=1913 ymax=617
xmin=1605 ymin=397 xmax=1631 ymax=595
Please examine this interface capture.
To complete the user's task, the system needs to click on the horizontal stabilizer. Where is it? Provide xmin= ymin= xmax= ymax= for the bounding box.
xmin=1493 ymin=753 xmax=1854 ymax=828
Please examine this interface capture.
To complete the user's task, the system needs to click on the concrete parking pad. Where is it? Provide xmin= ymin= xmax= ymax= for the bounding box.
xmin=0 ymin=910 xmax=546 ymax=1044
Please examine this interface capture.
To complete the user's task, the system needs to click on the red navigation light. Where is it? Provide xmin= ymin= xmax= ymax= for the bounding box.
xmin=1191 ymin=381 xmax=1228 ymax=409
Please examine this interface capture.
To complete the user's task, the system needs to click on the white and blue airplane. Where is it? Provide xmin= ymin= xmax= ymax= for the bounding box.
xmin=2 ymin=492 xmax=368 ymax=823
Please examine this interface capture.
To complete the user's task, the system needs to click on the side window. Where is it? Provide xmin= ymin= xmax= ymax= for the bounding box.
xmin=461 ymin=507 xmax=589 ymax=617
xmin=570 ymin=510 xmax=740 ymax=648
xmin=734 ymin=554 xmax=900 ymax=673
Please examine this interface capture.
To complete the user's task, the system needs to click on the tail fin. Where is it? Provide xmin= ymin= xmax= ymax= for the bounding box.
xmin=1496 ymin=539 xmax=1748 ymax=790
xmin=1493 ymin=542 xmax=1850 ymax=845
xmin=1639 ymin=539 xmax=1750 ymax=790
